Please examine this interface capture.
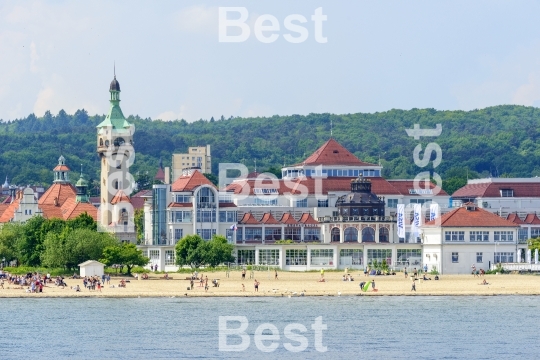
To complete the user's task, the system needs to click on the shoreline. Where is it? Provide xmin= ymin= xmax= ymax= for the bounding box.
xmin=2 ymin=272 xmax=539 ymax=298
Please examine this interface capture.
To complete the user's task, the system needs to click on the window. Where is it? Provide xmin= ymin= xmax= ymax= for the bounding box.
xmin=265 ymin=228 xmax=282 ymax=241
xmin=245 ymin=228 xmax=262 ymax=241
xmin=196 ymin=229 xmax=216 ymax=240
xmin=259 ymin=249 xmax=280 ymax=265
xmin=171 ymin=211 xmax=192 ymax=223
xmin=236 ymin=228 xmax=243 ymax=242
xmin=470 ymin=231 xmax=489 ymax=242
xmin=237 ymin=250 xmax=255 ymax=265
xmin=310 ymin=249 xmax=334 ymax=266
xmin=452 ymin=252 xmax=459 ymax=263
xmin=174 ymin=229 xmax=183 ymax=242
xmin=531 ymin=228 xmax=540 ymax=239
xmin=379 ymin=227 xmax=389 ymax=243
xmin=518 ymin=228 xmax=528 ymax=241
xmin=344 ymin=227 xmax=358 ymax=242
xmin=494 ymin=231 xmax=513 ymax=242
xmin=500 ymin=189 xmax=513 ymax=197
xmin=387 ymin=199 xmax=398 ymax=208
xmin=165 ymin=250 xmax=175 ymax=265
xmin=284 ymin=227 xmax=301 ymax=241
xmin=175 ymin=195 xmax=192 ymax=203
xmin=304 ymin=228 xmax=320 ymax=241
xmin=317 ymin=199 xmax=329 ymax=207
xmin=196 ymin=209 xmax=216 ymax=223
xmin=410 ymin=199 xmax=430 ymax=205
xmin=219 ymin=194 xmax=232 ymax=203
xmin=445 ymin=231 xmax=465 ymax=242
xmin=285 ymin=249 xmax=307 ymax=266
xmin=296 ymin=198 xmax=308 ymax=207
xmin=367 ymin=249 xmax=392 ymax=266
xmin=197 ymin=187 xmax=215 ymax=205
xmin=149 ymin=250 xmax=160 ymax=261
xmin=340 ymin=249 xmax=363 ymax=266
xmin=331 ymin=227 xmax=340 ymax=242
xmin=494 ymin=252 xmax=514 ymax=263
xmin=252 ymin=197 xmax=278 ymax=206
xmin=476 ymin=252 xmax=483 ymax=263
xmin=361 ymin=227 xmax=375 ymax=242
xmin=226 ymin=229 xmax=234 ymax=242
xmin=397 ymin=249 xmax=422 ymax=266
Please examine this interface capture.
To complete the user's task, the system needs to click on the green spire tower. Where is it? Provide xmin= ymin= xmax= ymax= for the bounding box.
xmin=75 ymin=166 xmax=89 ymax=203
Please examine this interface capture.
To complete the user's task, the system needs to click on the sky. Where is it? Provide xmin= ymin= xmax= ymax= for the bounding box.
xmin=1 ymin=0 xmax=540 ymax=122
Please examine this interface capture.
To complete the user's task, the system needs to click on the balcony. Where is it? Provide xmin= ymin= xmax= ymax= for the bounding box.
xmin=318 ymin=215 xmax=395 ymax=223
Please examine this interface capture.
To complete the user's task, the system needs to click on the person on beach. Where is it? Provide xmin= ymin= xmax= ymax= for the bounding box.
xmin=200 ymin=274 xmax=204 ymax=287
xmin=205 ymin=276 xmax=208 ymax=290
xmin=97 ymin=281 xmax=101 ymax=292
xmin=371 ymin=280 xmax=376 ymax=291
xmin=364 ymin=267 xmax=368 ymax=277
xmin=359 ymin=281 xmax=365 ymax=289
xmin=411 ymin=279 xmax=416 ymax=292
xmin=242 ymin=269 xmax=246 ymax=280
xmin=471 ymin=264 xmax=476 ymax=276
xmin=275 ymin=270 xmax=278 ymax=280
xmin=242 ymin=284 xmax=245 ymax=292
xmin=254 ymin=279 xmax=259 ymax=292
xmin=320 ymin=269 xmax=325 ymax=280
xmin=404 ymin=267 xmax=408 ymax=278
xmin=424 ymin=264 xmax=428 ymax=274
xmin=413 ymin=268 xmax=418 ymax=278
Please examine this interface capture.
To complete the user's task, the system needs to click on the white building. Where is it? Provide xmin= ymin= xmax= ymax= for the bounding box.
xmin=172 ymin=145 xmax=211 ymax=182
xmin=79 ymin=260 xmax=105 ymax=277
xmin=421 ymin=202 xmax=524 ymax=274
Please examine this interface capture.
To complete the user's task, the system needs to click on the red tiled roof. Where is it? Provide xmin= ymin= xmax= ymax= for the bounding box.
xmin=1 ymin=196 xmax=12 ymax=204
xmin=39 ymin=204 xmax=65 ymax=220
xmin=132 ymin=190 xmax=151 ymax=198
xmin=155 ymin=167 xmax=165 ymax=181
xmin=60 ymin=198 xmax=98 ymax=221
xmin=172 ymin=170 xmax=214 ymax=192
xmin=452 ymin=181 xmax=540 ymax=198
xmin=290 ymin=177 xmax=402 ymax=196
xmin=53 ymin=165 xmax=71 ymax=171
xmin=130 ymin=197 xmax=145 ymax=210
xmin=168 ymin=202 xmax=193 ymax=208
xmin=38 ymin=183 xmax=77 ymax=207
xmin=0 ymin=198 xmax=19 ymax=223
xmin=239 ymin=212 xmax=260 ymax=224
xmin=110 ymin=190 xmax=132 ymax=205
xmin=506 ymin=213 xmax=525 ymax=224
xmin=219 ymin=202 xmax=237 ymax=208
xmin=386 ymin=180 xmax=448 ymax=196
xmin=524 ymin=213 xmax=540 ymax=225
xmin=279 ymin=212 xmax=299 ymax=225
xmin=299 ymin=213 xmax=319 ymax=225
xmin=424 ymin=205 xmax=518 ymax=227
xmin=294 ymin=138 xmax=377 ymax=166
xmin=260 ymin=212 xmax=280 ymax=225
xmin=0 ymin=204 xmax=9 ymax=218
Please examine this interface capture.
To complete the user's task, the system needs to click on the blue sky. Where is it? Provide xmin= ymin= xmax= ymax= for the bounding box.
xmin=1 ymin=0 xmax=540 ymax=122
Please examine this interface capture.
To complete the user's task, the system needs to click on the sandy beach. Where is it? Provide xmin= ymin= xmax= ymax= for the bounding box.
xmin=1 ymin=271 xmax=540 ymax=298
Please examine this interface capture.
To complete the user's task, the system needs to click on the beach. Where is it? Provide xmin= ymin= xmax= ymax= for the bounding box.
xmin=1 ymin=270 xmax=540 ymax=298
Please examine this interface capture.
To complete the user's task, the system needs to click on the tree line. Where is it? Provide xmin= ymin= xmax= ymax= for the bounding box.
xmin=1 ymin=105 xmax=540 ymax=195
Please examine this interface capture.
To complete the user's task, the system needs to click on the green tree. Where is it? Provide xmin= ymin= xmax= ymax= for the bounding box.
xmin=175 ymin=235 xmax=206 ymax=268
xmin=529 ymin=238 xmax=540 ymax=257
xmin=0 ymin=223 xmax=24 ymax=264
xmin=134 ymin=208 xmax=144 ymax=244
xmin=101 ymin=243 xmax=149 ymax=274
xmin=42 ymin=228 xmax=118 ymax=270
xmin=203 ymin=173 xmax=218 ymax=186
xmin=204 ymin=235 xmax=234 ymax=267
xmin=17 ymin=216 xmax=46 ymax=266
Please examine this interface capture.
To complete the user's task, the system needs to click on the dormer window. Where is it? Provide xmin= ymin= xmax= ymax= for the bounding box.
xmin=500 ymin=189 xmax=513 ymax=197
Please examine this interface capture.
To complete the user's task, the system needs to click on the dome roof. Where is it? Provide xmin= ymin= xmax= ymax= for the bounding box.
xmin=76 ymin=174 xmax=88 ymax=187
xmin=110 ymin=76 xmax=121 ymax=92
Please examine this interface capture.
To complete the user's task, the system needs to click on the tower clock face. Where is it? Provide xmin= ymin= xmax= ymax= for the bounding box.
xmin=105 ymin=140 xmax=110 ymax=146
xmin=114 ymin=137 xmax=126 ymax=146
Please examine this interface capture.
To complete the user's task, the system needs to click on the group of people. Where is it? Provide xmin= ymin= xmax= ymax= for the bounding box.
xmin=342 ymin=274 xmax=355 ymax=281
xmin=471 ymin=265 xmax=485 ymax=277
xmin=83 ymin=276 xmax=105 ymax=291
xmin=0 ymin=271 xmax=51 ymax=293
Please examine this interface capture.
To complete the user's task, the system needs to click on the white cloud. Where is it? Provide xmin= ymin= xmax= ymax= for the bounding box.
xmin=155 ymin=105 xmax=188 ymax=121
xmin=33 ymin=86 xmax=55 ymax=117
xmin=30 ymin=41 xmax=39 ymax=72
xmin=513 ymin=72 xmax=540 ymax=106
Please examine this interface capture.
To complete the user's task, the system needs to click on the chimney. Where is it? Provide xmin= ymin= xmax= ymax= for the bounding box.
xmin=54 ymin=197 xmax=59 ymax=206
xmin=164 ymin=167 xmax=170 ymax=184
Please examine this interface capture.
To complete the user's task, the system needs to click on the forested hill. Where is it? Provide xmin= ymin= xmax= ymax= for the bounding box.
xmin=0 ymin=105 xmax=539 ymax=194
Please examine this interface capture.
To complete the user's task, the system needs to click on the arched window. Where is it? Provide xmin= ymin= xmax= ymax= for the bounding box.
xmin=362 ymin=227 xmax=375 ymax=242
xmin=344 ymin=227 xmax=358 ymax=242
xmin=99 ymin=138 xmax=104 ymax=146
xmin=379 ymin=227 xmax=389 ymax=243
xmin=331 ymin=227 xmax=340 ymax=242
xmin=197 ymin=187 xmax=215 ymax=205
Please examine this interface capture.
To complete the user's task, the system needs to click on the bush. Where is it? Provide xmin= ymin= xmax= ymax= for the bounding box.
xmin=131 ymin=266 xmax=150 ymax=274
xmin=3 ymin=266 xmax=72 ymax=276
xmin=429 ymin=266 xmax=439 ymax=275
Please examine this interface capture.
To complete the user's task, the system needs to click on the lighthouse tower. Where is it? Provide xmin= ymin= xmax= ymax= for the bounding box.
xmin=96 ymin=73 xmax=135 ymax=238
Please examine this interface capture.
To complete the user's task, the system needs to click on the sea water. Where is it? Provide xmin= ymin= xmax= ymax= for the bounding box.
xmin=0 ymin=296 xmax=538 ymax=359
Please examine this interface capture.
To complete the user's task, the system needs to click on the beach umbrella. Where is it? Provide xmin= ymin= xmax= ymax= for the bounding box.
xmin=527 ymin=249 xmax=532 ymax=264
xmin=535 ymin=249 xmax=539 ymax=265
